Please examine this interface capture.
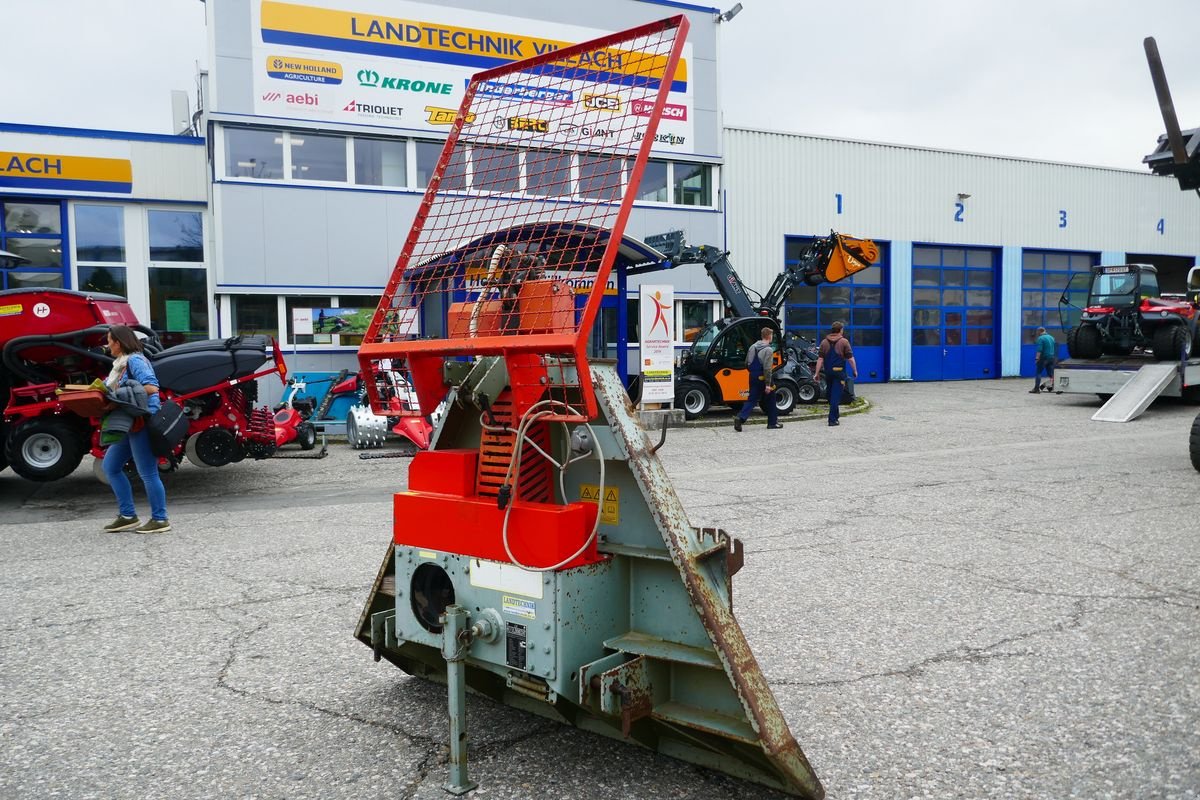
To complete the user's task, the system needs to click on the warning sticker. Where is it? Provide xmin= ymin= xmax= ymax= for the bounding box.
xmin=505 ymin=621 xmax=527 ymax=670
xmin=580 ymin=483 xmax=619 ymax=525
xmin=418 ymin=550 xmax=438 ymax=559
xmin=0 ymin=304 xmax=22 ymax=317
xmin=502 ymin=595 xmax=536 ymax=620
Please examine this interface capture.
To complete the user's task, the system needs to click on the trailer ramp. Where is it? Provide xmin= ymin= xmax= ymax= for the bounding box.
xmin=1091 ymin=363 xmax=1179 ymax=422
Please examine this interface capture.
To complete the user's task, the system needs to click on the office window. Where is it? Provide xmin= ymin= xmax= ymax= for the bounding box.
xmin=354 ymin=139 xmax=407 ymax=187
xmin=78 ymin=266 xmax=127 ymax=297
xmin=526 ymin=150 xmax=571 ymax=196
xmin=285 ymin=296 xmax=333 ymax=345
xmin=578 ymin=155 xmax=624 ymax=200
xmin=290 ymin=133 xmax=347 ymax=182
xmin=472 ymin=146 xmax=520 ymax=194
xmin=673 ymin=163 xmax=711 ymax=206
xmin=231 ymin=295 xmax=280 ymax=337
xmin=225 ymin=128 xmax=285 ymax=179
xmin=75 ymin=205 xmax=125 ymax=262
xmin=149 ymin=266 xmax=209 ymax=344
xmin=149 ymin=210 xmax=203 ymax=262
xmin=4 ymin=202 xmax=60 ymax=234
xmin=636 ymin=161 xmax=669 ymax=202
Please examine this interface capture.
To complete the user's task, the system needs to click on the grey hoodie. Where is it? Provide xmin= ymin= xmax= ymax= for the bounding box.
xmin=746 ymin=340 xmax=774 ymax=384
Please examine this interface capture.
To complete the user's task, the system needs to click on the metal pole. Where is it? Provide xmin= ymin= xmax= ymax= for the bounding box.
xmin=441 ymin=605 xmax=477 ymax=795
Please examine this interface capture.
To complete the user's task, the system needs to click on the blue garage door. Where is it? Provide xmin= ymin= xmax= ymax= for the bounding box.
xmin=1020 ymin=250 xmax=1097 ymax=375
xmin=784 ymin=238 xmax=888 ymax=382
xmin=911 ymin=245 xmax=998 ymax=381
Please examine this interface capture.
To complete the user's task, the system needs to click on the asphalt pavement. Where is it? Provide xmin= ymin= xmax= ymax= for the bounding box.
xmin=2 ymin=378 xmax=1197 ymax=800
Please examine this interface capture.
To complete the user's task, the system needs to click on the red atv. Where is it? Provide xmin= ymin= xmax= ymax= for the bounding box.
xmin=1 ymin=288 xmax=286 ymax=482
xmin=1060 ymin=264 xmax=1197 ymax=360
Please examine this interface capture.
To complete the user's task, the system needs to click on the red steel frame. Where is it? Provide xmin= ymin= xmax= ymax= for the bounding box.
xmin=358 ymin=16 xmax=691 ymax=423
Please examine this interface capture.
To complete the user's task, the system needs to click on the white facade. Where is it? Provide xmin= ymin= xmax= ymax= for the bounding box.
xmin=0 ymin=125 xmax=209 ymax=339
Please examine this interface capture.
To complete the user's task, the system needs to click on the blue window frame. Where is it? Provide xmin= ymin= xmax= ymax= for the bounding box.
xmin=1 ymin=199 xmax=69 ymax=290
xmin=1020 ymin=249 xmax=1097 ymax=374
xmin=784 ymin=236 xmax=889 ymax=382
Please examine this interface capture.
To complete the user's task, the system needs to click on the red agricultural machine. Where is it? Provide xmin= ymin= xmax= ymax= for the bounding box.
xmin=0 ymin=287 xmax=286 ymax=482
xmin=352 ymin=17 xmax=825 ymax=799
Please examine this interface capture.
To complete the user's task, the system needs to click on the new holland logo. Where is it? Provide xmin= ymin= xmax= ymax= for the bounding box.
xmin=582 ymin=93 xmax=621 ymax=112
xmin=343 ymin=100 xmax=403 ymax=118
xmin=424 ymin=106 xmax=476 ymax=125
xmin=506 ymin=117 xmax=550 ymax=133
xmin=356 ymin=69 xmax=453 ymax=95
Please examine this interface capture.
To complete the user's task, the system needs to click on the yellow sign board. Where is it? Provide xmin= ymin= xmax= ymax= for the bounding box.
xmin=580 ymin=483 xmax=619 ymax=525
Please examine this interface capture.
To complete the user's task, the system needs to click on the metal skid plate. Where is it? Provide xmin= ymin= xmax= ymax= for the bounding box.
xmin=356 ymin=363 xmax=824 ymax=798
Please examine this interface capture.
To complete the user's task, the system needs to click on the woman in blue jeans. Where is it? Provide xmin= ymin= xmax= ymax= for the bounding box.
xmin=101 ymin=325 xmax=171 ymax=534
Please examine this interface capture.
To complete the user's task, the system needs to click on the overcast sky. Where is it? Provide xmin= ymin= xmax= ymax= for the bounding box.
xmin=4 ymin=0 xmax=1199 ymax=172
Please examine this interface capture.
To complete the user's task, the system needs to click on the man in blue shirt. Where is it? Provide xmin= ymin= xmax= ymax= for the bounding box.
xmin=1031 ymin=326 xmax=1057 ymax=393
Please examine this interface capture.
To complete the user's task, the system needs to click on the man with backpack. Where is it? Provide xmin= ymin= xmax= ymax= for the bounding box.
xmin=813 ymin=321 xmax=857 ymax=427
xmin=733 ymin=327 xmax=782 ymax=431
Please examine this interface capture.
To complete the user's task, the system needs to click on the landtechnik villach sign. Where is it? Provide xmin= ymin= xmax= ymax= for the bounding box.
xmin=0 ymin=152 xmax=132 ymax=194
xmin=249 ymin=0 xmax=695 ymax=153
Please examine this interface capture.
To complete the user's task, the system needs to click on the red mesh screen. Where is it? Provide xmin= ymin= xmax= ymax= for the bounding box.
xmin=358 ymin=15 xmax=690 ymax=423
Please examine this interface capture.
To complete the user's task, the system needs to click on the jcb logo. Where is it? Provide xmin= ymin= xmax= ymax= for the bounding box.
xmin=425 ymin=106 xmax=476 ymax=125
xmin=583 ymin=93 xmax=621 ymax=112
xmin=506 ymin=117 xmax=550 ymax=133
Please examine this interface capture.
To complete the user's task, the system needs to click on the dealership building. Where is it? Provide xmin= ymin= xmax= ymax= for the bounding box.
xmin=2 ymin=0 xmax=1197 ymax=391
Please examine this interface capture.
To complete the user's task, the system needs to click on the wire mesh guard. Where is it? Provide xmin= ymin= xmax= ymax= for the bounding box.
xmin=358 ymin=16 xmax=689 ymax=422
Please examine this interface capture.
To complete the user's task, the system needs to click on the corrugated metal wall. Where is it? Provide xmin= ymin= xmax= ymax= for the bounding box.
xmin=725 ymin=127 xmax=1200 ymax=380
xmin=724 ymin=127 xmax=1200 ymax=293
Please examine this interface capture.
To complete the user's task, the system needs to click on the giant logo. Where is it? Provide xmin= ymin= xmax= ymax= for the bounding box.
xmin=630 ymin=99 xmax=688 ymax=121
xmin=356 ymin=69 xmax=452 ymax=95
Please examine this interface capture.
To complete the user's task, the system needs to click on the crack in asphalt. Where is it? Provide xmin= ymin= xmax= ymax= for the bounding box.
xmin=775 ymin=598 xmax=1090 ymax=689
xmin=210 ymin=606 xmax=562 ymax=800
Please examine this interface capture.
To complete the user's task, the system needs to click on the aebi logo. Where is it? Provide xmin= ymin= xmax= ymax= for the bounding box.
xmin=261 ymin=91 xmax=318 ymax=106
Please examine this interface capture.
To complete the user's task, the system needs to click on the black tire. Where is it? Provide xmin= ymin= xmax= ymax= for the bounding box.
xmin=773 ymin=380 xmax=798 ymax=416
xmin=796 ymin=379 xmax=820 ymax=405
xmin=1151 ymin=325 xmax=1180 ymax=360
xmin=1191 ymin=412 xmax=1200 ymax=472
xmin=4 ymin=417 xmax=87 ymax=482
xmin=297 ymin=422 xmax=317 ymax=451
xmin=1172 ymin=326 xmax=1192 ymax=360
xmin=675 ymin=383 xmax=711 ymax=420
xmin=1067 ymin=325 xmax=1102 ymax=359
xmin=0 ymin=422 xmax=7 ymax=473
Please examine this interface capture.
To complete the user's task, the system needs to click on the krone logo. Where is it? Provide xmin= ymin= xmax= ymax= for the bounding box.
xmin=425 ymin=106 xmax=476 ymax=125
xmin=357 ymin=69 xmax=380 ymax=87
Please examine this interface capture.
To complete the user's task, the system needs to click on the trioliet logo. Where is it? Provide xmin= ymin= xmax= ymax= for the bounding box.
xmin=424 ymin=106 xmax=477 ymax=125
xmin=343 ymin=100 xmax=403 ymax=118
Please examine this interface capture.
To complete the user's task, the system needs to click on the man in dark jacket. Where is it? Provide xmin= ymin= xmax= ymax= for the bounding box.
xmin=733 ymin=327 xmax=782 ymax=431
xmin=814 ymin=321 xmax=857 ymax=426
